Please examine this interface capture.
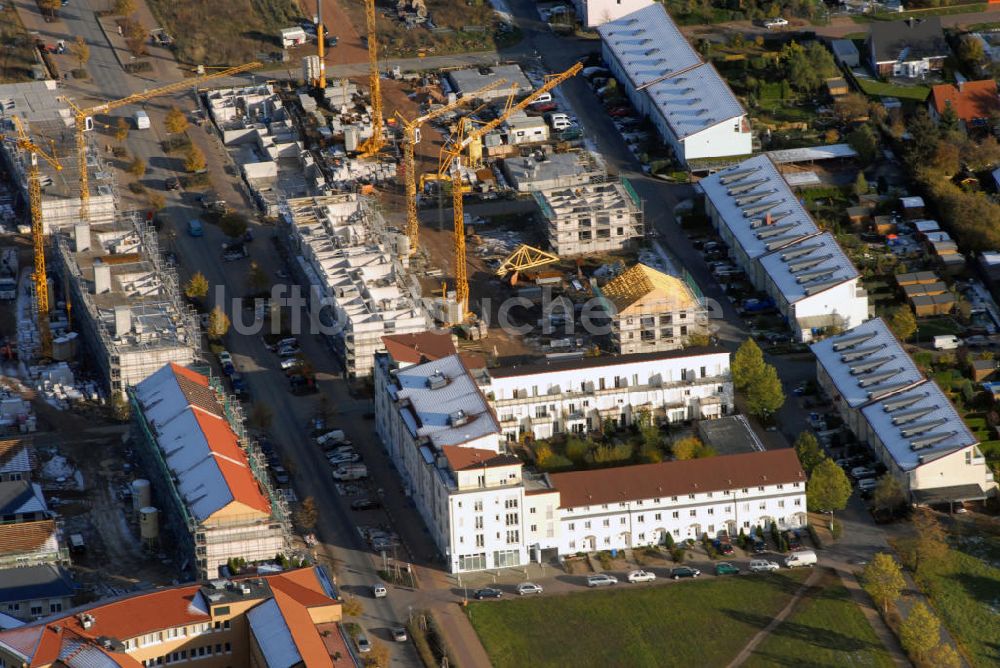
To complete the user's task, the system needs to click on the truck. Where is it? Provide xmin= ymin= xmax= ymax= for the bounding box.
xmin=0 ymin=248 xmax=18 ymax=300
xmin=784 ymin=549 xmax=817 ymax=568
xmin=933 ymin=335 xmax=961 ymax=351
xmin=332 ymin=463 xmax=367 ymax=481
xmin=134 ymin=110 xmax=150 ymax=130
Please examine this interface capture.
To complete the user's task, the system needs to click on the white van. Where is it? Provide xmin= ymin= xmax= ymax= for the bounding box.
xmin=784 ymin=549 xmax=818 ymax=568
xmin=134 ymin=110 xmax=150 ymax=130
xmin=933 ymin=335 xmax=961 ymax=350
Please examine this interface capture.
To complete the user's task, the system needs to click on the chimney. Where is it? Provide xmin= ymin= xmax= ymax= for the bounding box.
xmin=113 ymin=305 xmax=132 ymax=338
xmin=93 ymin=261 xmax=111 ymax=294
xmin=74 ymin=223 xmax=90 ymax=252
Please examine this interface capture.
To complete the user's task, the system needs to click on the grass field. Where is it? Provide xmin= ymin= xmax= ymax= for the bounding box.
xmin=746 ymin=572 xmax=895 ymax=668
xmin=468 ymin=572 xmax=810 ymax=668
xmin=921 ymin=531 xmax=1000 ymax=667
xmin=853 ymin=76 xmax=930 ymax=102
xmin=145 ymin=0 xmax=301 ymax=65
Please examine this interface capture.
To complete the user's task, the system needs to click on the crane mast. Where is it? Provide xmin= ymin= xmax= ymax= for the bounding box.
xmin=2 ymin=117 xmax=62 ymax=358
xmin=359 ymin=0 xmax=384 ymax=157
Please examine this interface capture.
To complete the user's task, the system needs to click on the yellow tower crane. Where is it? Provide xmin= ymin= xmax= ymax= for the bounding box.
xmin=358 ymin=0 xmax=384 ymax=157
xmin=437 ymin=62 xmax=582 ymax=321
xmin=1 ymin=117 xmax=62 ymax=359
xmin=62 ymin=61 xmax=262 ymax=226
xmin=395 ymin=78 xmax=509 ymax=255
xmin=315 ymin=0 xmax=326 ymax=90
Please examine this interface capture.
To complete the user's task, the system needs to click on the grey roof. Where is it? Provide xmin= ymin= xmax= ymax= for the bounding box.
xmin=0 ymin=565 xmax=74 ymax=604
xmin=869 ymin=17 xmax=948 ymax=64
xmin=830 ymin=39 xmax=860 ymax=59
xmin=861 ymin=381 xmax=978 ymax=472
xmin=392 ymin=354 xmax=500 ymax=448
xmin=645 ymin=63 xmax=747 ymax=140
xmin=758 ymin=232 xmax=860 ymax=304
xmin=597 ymin=4 xmax=700 ymax=88
xmin=810 ymin=317 xmax=924 ymax=408
xmin=696 ymin=415 xmax=765 ymax=456
xmin=699 ymin=155 xmax=818 ymax=260
xmin=0 ymin=81 xmax=68 ymax=125
xmin=765 ymin=144 xmax=858 ymax=164
xmin=447 ymin=65 xmax=532 ymax=99
xmin=0 ymin=481 xmax=47 ymax=517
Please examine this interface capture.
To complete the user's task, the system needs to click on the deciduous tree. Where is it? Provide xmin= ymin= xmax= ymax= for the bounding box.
xmin=847 ymin=124 xmax=878 ymax=164
xmin=124 ymin=20 xmax=148 ymax=57
xmin=911 ymin=508 xmax=949 ymax=578
xmin=872 ymin=474 xmax=906 ymax=517
xmin=745 ymin=364 xmax=785 ymax=420
xmin=184 ymin=271 xmax=209 ymax=300
xmin=69 ymin=36 xmax=90 ymax=69
xmin=861 ymin=552 xmax=905 ymax=614
xmin=834 ymin=92 xmax=869 ymax=124
xmin=207 ymin=305 xmax=230 ymax=340
xmin=184 ymin=145 xmax=206 ymax=173
xmin=294 ymin=496 xmax=317 ymax=532
xmin=127 ymin=156 xmax=146 ymax=177
xmin=793 ymin=432 xmax=825 ymax=475
xmin=853 ymin=172 xmax=868 ymax=199
xmin=115 ymin=117 xmax=129 ymax=143
xmin=806 ymin=458 xmax=852 ymax=513
xmin=672 ymin=436 xmax=711 ymax=460
xmin=888 ymin=305 xmax=917 ymax=342
xmin=899 ymin=602 xmax=940 ymax=663
xmin=165 ymin=106 xmax=188 ymax=134
xmin=113 ymin=0 xmax=136 ymax=16
xmin=220 ymin=211 xmax=248 ymax=239
xmin=732 ymin=338 xmax=765 ymax=391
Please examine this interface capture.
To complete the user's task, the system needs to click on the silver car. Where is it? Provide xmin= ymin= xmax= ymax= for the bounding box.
xmin=517 ymin=582 xmax=543 ymax=595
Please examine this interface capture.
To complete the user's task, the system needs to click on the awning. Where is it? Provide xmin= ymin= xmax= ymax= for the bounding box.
xmin=911 ymin=484 xmax=993 ymax=505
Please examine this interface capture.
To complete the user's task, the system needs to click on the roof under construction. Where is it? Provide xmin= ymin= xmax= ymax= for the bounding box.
xmin=599 ymin=263 xmax=698 ymax=316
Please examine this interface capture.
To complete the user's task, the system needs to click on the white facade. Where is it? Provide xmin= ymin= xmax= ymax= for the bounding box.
xmin=598 ymin=5 xmax=751 ymax=166
xmin=375 ymin=343 xmax=806 ymax=572
xmin=572 ymin=0 xmax=654 ymax=28
xmin=484 ymin=349 xmax=733 ymax=441
xmin=505 ymin=114 xmax=550 ymax=145
xmin=535 ymin=181 xmax=642 ymax=256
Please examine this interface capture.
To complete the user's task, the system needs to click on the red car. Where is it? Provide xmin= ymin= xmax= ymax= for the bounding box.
xmin=608 ymin=107 xmax=634 ymax=118
xmin=530 ymin=101 xmax=558 ymax=113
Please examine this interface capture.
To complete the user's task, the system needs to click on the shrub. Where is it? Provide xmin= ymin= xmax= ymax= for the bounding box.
xmin=71 ymin=68 xmax=88 ymax=79
xmin=831 ymin=520 xmax=843 ymax=540
xmin=807 ymin=524 xmax=822 ymax=549
xmin=670 ymin=547 xmax=686 ymax=563
xmin=128 ymin=181 xmax=145 ymax=194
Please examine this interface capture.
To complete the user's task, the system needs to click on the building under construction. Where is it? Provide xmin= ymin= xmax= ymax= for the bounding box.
xmin=54 ymin=214 xmax=201 ymax=397
xmin=0 ymin=81 xmax=117 ymax=233
xmin=285 ymin=194 xmax=430 ymax=377
xmin=534 ymin=179 xmax=643 ymax=256
xmin=595 ymin=263 xmax=708 ymax=354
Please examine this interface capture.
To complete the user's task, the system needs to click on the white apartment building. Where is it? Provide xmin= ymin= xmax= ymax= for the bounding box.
xmin=597 ymin=5 xmax=752 ymax=166
xmin=483 ymin=347 xmax=733 ymax=441
xmin=572 ymin=0 xmax=654 ymax=28
xmin=812 ymin=320 xmax=997 ymax=504
xmin=374 ymin=335 xmax=802 ymax=572
xmin=286 ymin=194 xmax=429 ymax=377
xmin=534 ymin=180 xmax=643 ymax=256
xmin=700 ymin=155 xmax=869 ymax=341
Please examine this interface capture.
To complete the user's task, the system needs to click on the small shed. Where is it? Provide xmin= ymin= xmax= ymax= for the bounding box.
xmin=846 ymin=205 xmax=871 ymax=227
xmin=938 ymin=253 xmax=967 ymax=276
xmin=281 ymin=27 xmax=307 ymax=48
xmin=910 ymin=293 xmax=955 ymax=317
xmin=900 ymin=195 xmax=926 ymax=220
xmin=913 ymin=219 xmax=940 ymax=236
xmin=896 ymin=271 xmax=940 ymax=287
xmin=830 ymin=39 xmax=860 ymax=68
xmin=826 ymin=77 xmax=850 ymax=97
xmin=971 ymin=359 xmax=997 ymax=383
xmin=872 ymin=215 xmax=897 ymax=236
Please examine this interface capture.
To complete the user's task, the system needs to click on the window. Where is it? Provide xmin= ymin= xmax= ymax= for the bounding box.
xmin=759 ymin=503 xmax=766 ymax=510
xmin=689 ymin=510 xmax=696 ymax=517
xmin=604 ymin=537 xmax=611 ymax=545
xmin=529 ymin=507 xmax=536 ymax=514
xmin=620 ymin=517 xmax=626 ymax=525
xmin=475 ymin=534 xmax=485 ymax=547
xmin=777 ymin=484 xmax=784 ymax=490
xmin=530 ymin=524 xmax=537 ymax=532
xmin=707 ymin=525 xmax=714 ymax=534
xmin=707 ymin=508 xmax=714 ymax=515
xmin=637 ymin=515 xmax=645 ymax=523
xmin=743 ymin=521 xmax=751 ymax=528
xmin=603 ymin=519 xmax=610 ymax=527
xmin=742 ymin=488 xmax=749 ymax=493
xmin=671 ymin=496 xmax=678 ymax=502
xmin=494 ymin=549 xmax=519 ymax=567
xmin=688 ymin=493 xmax=695 ymax=499
xmin=475 ymin=516 xmax=483 ymax=529
xmin=654 ymin=513 xmax=661 ymax=520
xmin=794 ymin=499 xmax=802 ymax=506
xmin=506 ymin=513 xmax=519 ymax=526
xmin=672 ymin=511 xmax=679 ymax=519
xmin=30 ymin=606 xmax=42 ymax=616
xmin=225 ymin=642 xmax=232 ymax=653
xmin=585 ymin=521 xmax=591 ymax=529
xmin=758 ymin=486 xmax=765 ymax=492
xmin=568 ymin=522 xmax=575 ymax=531
xmin=506 ymin=530 xmax=520 ymax=544
xmin=222 ymin=621 xmax=230 ymax=630
xmin=700 ymin=366 xmax=706 ymax=378
xmin=5 ymin=604 xmax=18 ymax=612
xmin=778 ymin=500 xmax=785 ymax=508
xmin=474 ymin=500 xmax=483 ymax=512
xmin=569 ymin=541 xmax=576 ymax=549
xmin=213 ymin=605 xmax=230 ymax=616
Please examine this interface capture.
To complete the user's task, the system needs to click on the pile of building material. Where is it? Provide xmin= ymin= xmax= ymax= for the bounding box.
xmin=0 ymin=375 xmax=35 ymax=432
xmin=325 ymin=157 xmax=398 ymax=189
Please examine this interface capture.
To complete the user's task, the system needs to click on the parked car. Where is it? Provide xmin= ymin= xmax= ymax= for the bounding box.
xmin=763 ymin=17 xmax=788 ymax=28
xmin=356 ymin=634 xmax=371 ymax=653
xmin=473 ymin=587 xmax=503 ymax=600
xmin=277 ymin=344 xmax=300 ymax=357
xmin=749 ymin=559 xmax=780 ymax=573
xmin=785 ymin=549 xmax=818 ymax=568
xmin=851 ymin=466 xmax=877 ymax=480
xmin=164 ymin=176 xmax=180 ymax=191
xmin=587 ymin=573 xmax=618 ymax=587
xmin=712 ymin=540 xmax=735 ymax=555
xmin=218 ymin=350 xmax=233 ymax=367
xmin=670 ymin=567 xmax=700 ymax=580
xmin=351 ymin=498 xmax=381 ymax=511
xmin=857 ymin=477 xmax=878 ymax=492
xmin=391 ymin=627 xmax=408 ymax=642
xmin=607 ymin=106 xmax=633 ymax=118
xmin=187 ymin=219 xmax=204 ymax=237
xmin=328 ymin=452 xmax=361 ymax=466
xmin=516 ymin=582 xmax=543 ymax=596
xmin=372 ymin=584 xmax=387 ymax=598
xmin=280 ymin=357 xmax=304 ymax=371
xmin=715 ymin=562 xmax=740 ymax=575
xmin=626 ymin=570 xmax=656 ymax=583
xmin=529 ymin=101 xmax=557 ymax=113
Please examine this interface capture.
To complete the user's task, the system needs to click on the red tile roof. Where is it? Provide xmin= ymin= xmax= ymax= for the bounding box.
xmin=930 ymin=80 xmax=999 ymax=122
xmin=191 ymin=410 xmax=270 ymax=515
xmin=382 ymin=331 xmax=456 ymax=365
xmin=440 ymin=446 xmax=520 ymax=471
xmin=549 ymin=449 xmax=805 ymax=508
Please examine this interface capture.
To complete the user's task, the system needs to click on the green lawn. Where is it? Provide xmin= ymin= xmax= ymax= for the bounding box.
xmin=921 ymin=541 xmax=1000 ymax=667
xmin=745 ymin=573 xmax=895 ymax=668
xmin=468 ymin=572 xmax=810 ymax=668
xmin=854 ymin=77 xmax=930 ymax=102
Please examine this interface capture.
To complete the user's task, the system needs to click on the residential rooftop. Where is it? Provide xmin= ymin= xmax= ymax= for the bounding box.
xmin=869 ymin=17 xmax=947 ymax=64
xmin=697 ymin=415 xmax=766 ymax=457
xmin=549 ymin=449 xmax=805 ymax=508
xmin=699 ymin=154 xmax=819 ymax=260
xmin=447 ymin=64 xmax=532 ymax=99
xmin=389 ymin=353 xmax=500 ymax=448
xmin=810 ymin=317 xmax=924 ymax=408
xmin=0 ymin=564 xmax=73 ymax=606
xmin=861 ymin=381 xmax=978 ymax=471
xmin=758 ymin=232 xmax=860 ymax=304
xmin=488 ymin=346 xmax=727 ymax=379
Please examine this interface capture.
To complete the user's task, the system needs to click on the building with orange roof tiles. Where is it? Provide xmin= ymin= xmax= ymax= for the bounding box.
xmin=129 ymin=364 xmax=289 ymax=580
xmin=0 ymin=567 xmax=346 ymax=668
